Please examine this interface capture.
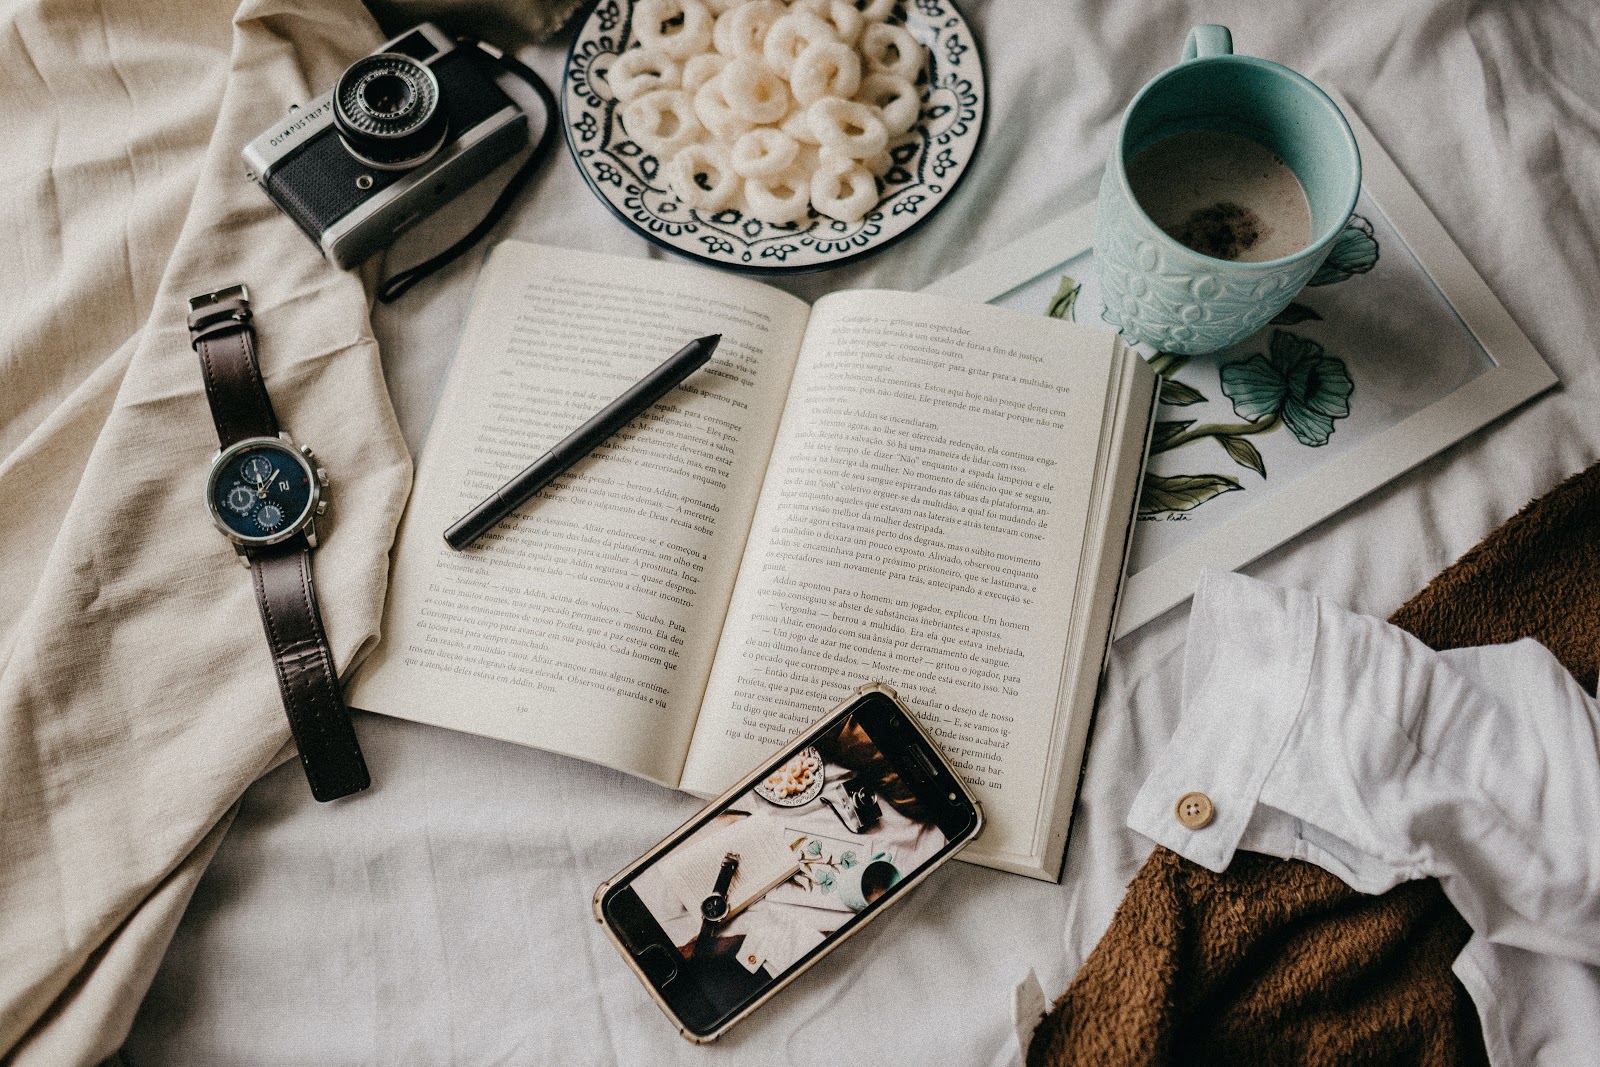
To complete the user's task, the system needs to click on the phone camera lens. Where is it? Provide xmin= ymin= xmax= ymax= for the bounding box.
xmin=333 ymin=53 xmax=447 ymax=170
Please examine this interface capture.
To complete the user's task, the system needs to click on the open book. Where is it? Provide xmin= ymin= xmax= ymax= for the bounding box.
xmin=349 ymin=241 xmax=1156 ymax=880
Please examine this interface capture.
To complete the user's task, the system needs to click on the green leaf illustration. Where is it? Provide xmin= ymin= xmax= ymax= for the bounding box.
xmin=1269 ymin=302 xmax=1323 ymax=325
xmin=1160 ymin=379 xmax=1207 ymax=406
xmin=1219 ymin=434 xmax=1267 ymax=477
xmin=1046 ymin=275 xmax=1081 ymax=321
xmin=1150 ymin=419 xmax=1195 ymax=451
xmin=1148 ymin=352 xmax=1190 ymax=379
xmin=1220 ymin=330 xmax=1354 ymax=447
xmin=1307 ymin=214 xmax=1380 ymax=286
xmin=1138 ymin=472 xmax=1243 ymax=516
xmin=1218 ymin=354 xmax=1288 ymax=421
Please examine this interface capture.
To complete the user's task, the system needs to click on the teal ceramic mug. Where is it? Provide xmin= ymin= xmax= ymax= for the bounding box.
xmin=1094 ymin=26 xmax=1361 ymax=354
xmin=834 ymin=851 xmax=901 ymax=912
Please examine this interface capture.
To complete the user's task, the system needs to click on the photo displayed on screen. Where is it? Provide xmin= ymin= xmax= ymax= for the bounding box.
xmin=629 ymin=712 xmax=950 ymax=1010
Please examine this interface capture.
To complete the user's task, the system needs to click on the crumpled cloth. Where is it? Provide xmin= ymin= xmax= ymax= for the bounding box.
xmin=0 ymin=0 xmax=409 ymax=1061
xmin=1028 ymin=461 xmax=1600 ymax=1066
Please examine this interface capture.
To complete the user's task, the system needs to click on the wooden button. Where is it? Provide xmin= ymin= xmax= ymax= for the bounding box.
xmin=1175 ymin=791 xmax=1214 ymax=830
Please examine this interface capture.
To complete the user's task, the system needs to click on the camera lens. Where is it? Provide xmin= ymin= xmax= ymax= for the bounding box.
xmin=333 ymin=53 xmax=447 ymax=170
xmin=361 ymin=73 xmax=412 ymax=115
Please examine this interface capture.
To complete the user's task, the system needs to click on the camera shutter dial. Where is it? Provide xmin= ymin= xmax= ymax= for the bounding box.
xmin=333 ymin=53 xmax=448 ymax=170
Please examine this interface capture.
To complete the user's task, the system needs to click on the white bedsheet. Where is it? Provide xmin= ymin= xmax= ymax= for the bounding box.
xmin=123 ymin=1 xmax=1600 ymax=1063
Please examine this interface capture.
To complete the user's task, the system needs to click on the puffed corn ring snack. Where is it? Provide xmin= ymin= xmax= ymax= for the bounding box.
xmin=667 ymin=142 xmax=742 ymax=210
xmin=693 ymin=77 xmax=755 ymax=140
xmin=807 ymin=96 xmax=888 ymax=159
xmin=860 ymin=148 xmax=892 ymax=177
xmin=861 ymin=22 xmax=921 ymax=80
xmin=622 ymin=89 xmax=704 ymax=157
xmin=744 ymin=171 xmax=811 ymax=224
xmin=792 ymin=143 xmax=822 ymax=177
xmin=790 ymin=40 xmax=862 ymax=106
xmin=719 ymin=57 xmax=792 ymax=123
xmin=780 ymin=104 xmax=821 ymax=145
xmin=609 ymin=47 xmax=681 ymax=103
xmin=713 ymin=0 xmax=784 ymax=59
xmin=791 ymin=0 xmax=864 ymax=45
xmin=731 ymin=127 xmax=802 ymax=178
xmin=855 ymin=72 xmax=918 ymax=136
xmin=855 ymin=0 xmax=896 ymax=22
xmin=811 ymin=153 xmax=878 ymax=222
xmin=635 ymin=0 xmax=715 ymax=59
xmin=613 ymin=0 xmax=928 ymax=224
xmin=762 ymin=11 xmax=838 ymax=78
xmin=681 ymin=51 xmax=730 ymax=94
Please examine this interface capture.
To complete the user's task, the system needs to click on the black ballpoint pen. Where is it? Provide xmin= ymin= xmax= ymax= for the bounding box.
xmin=444 ymin=333 xmax=722 ymax=551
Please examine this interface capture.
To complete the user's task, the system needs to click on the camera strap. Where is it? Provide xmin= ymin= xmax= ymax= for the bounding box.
xmin=375 ymin=40 xmax=560 ymax=304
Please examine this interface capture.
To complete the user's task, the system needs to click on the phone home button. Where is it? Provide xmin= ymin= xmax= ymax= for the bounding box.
xmin=637 ymin=944 xmax=679 ymax=986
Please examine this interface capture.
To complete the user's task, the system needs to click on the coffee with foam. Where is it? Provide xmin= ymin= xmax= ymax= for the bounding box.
xmin=1127 ymin=130 xmax=1313 ymax=262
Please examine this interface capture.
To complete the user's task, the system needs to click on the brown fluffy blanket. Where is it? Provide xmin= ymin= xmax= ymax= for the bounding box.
xmin=1028 ymin=461 xmax=1600 ymax=1066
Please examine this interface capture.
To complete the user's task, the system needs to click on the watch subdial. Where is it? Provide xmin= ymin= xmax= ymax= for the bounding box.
xmin=242 ymin=455 xmax=274 ymax=485
xmin=256 ymin=503 xmax=286 ymax=532
xmin=226 ymin=485 xmax=257 ymax=514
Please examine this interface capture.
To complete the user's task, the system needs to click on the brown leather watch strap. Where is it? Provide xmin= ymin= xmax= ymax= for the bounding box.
xmin=190 ymin=284 xmax=370 ymax=802
xmin=250 ymin=542 xmax=370 ymax=801
xmin=189 ymin=292 xmax=279 ymax=448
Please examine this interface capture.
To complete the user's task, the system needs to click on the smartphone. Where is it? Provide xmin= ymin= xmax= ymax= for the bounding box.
xmin=593 ymin=682 xmax=984 ymax=1043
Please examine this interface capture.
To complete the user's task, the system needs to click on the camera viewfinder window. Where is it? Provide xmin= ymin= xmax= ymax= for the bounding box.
xmin=388 ymin=31 xmax=439 ymax=61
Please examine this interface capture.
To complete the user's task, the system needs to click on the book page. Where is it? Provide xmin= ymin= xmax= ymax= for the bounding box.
xmin=681 ymin=290 xmax=1121 ymax=864
xmin=349 ymin=242 xmax=810 ymax=787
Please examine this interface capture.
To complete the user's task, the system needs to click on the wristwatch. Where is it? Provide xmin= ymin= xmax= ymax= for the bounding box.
xmin=696 ymin=852 xmax=741 ymax=950
xmin=190 ymin=284 xmax=371 ymax=802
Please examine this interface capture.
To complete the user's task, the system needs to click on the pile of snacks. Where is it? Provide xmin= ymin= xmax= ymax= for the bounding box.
xmin=761 ymin=749 xmax=823 ymax=800
xmin=610 ymin=0 xmax=926 ymax=224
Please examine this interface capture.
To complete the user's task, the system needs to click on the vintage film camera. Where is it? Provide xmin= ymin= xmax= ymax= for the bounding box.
xmin=821 ymin=777 xmax=883 ymax=834
xmin=243 ymin=23 xmax=531 ymax=269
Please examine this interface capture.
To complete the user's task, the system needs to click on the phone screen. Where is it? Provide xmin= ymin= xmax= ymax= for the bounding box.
xmin=599 ymin=691 xmax=979 ymax=1038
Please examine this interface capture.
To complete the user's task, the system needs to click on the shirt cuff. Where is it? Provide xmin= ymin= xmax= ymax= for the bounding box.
xmin=1126 ymin=571 xmax=1320 ymax=872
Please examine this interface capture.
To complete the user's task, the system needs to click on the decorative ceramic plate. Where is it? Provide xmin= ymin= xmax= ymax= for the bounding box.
xmin=562 ymin=0 xmax=986 ymax=273
xmin=754 ymin=746 xmax=825 ymax=806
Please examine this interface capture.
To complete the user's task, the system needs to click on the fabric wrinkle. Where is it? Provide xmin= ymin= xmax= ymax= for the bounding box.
xmin=91 ymin=0 xmax=143 ymax=328
xmin=0 ymin=0 xmax=398 ymax=1060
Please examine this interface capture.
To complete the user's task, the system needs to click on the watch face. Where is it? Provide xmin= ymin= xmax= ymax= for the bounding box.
xmin=700 ymin=894 xmax=728 ymax=923
xmin=208 ymin=439 xmax=315 ymax=544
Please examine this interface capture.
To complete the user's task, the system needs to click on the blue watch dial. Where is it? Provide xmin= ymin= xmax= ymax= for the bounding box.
xmin=211 ymin=441 xmax=313 ymax=541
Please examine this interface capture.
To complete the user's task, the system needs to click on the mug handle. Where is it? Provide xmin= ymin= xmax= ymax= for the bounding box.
xmin=1183 ymin=24 xmax=1233 ymax=61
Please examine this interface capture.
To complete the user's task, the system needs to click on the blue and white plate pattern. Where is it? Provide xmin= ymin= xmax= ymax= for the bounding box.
xmin=562 ymin=0 xmax=986 ymax=272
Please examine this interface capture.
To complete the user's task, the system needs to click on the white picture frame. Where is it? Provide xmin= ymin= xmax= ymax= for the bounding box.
xmin=925 ymin=93 xmax=1557 ymax=638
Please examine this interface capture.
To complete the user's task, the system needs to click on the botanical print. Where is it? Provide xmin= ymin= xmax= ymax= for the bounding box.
xmin=789 ymin=831 xmax=863 ymax=895
xmin=1046 ymin=216 xmax=1379 ymax=518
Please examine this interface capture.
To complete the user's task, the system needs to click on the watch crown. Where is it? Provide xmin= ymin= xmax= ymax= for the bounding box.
xmin=316 ymin=468 xmax=329 ymax=486
xmin=315 ymin=501 xmax=328 ymax=516
xmin=301 ymin=445 xmax=315 ymax=459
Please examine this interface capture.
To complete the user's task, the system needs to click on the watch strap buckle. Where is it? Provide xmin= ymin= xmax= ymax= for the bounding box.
xmin=187 ymin=284 xmax=253 ymax=349
xmin=188 ymin=283 xmax=250 ymax=313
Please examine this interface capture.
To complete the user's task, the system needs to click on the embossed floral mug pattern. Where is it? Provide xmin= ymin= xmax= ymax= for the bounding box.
xmin=1095 ymin=25 xmax=1361 ymax=354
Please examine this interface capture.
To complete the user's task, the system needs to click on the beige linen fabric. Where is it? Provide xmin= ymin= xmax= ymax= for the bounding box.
xmin=0 ymin=0 xmax=408 ymax=1062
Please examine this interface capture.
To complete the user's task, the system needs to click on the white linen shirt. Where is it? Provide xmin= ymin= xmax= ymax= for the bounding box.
xmin=1128 ymin=571 xmax=1600 ymax=1066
